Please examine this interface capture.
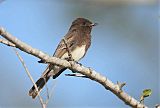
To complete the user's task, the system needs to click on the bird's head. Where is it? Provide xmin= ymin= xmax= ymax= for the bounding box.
xmin=69 ymin=18 xmax=97 ymax=33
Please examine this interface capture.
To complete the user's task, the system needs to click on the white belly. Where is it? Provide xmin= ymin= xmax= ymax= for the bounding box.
xmin=61 ymin=45 xmax=86 ymax=61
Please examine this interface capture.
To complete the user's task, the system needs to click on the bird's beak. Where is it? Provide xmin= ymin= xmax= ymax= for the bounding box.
xmin=91 ymin=23 xmax=98 ymax=27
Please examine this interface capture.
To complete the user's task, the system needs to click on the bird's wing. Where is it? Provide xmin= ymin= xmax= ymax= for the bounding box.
xmin=41 ymin=30 xmax=78 ymax=77
xmin=53 ymin=30 xmax=77 ymax=58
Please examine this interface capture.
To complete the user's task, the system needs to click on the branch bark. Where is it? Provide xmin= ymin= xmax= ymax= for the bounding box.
xmin=0 ymin=27 xmax=148 ymax=108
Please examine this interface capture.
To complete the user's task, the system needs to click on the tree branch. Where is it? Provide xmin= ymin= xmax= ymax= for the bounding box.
xmin=65 ymin=73 xmax=88 ymax=78
xmin=0 ymin=27 xmax=148 ymax=108
xmin=13 ymin=48 xmax=46 ymax=108
xmin=0 ymin=38 xmax=15 ymax=47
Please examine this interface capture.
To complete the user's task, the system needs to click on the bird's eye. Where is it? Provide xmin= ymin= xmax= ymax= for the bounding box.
xmin=82 ymin=22 xmax=86 ymax=26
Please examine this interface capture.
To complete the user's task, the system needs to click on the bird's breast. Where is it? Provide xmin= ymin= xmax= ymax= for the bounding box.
xmin=61 ymin=45 xmax=86 ymax=61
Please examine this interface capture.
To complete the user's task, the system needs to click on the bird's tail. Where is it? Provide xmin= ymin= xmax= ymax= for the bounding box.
xmin=29 ymin=65 xmax=67 ymax=99
xmin=29 ymin=70 xmax=50 ymax=99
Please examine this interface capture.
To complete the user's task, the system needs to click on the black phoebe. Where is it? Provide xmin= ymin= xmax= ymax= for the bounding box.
xmin=29 ymin=18 xmax=96 ymax=99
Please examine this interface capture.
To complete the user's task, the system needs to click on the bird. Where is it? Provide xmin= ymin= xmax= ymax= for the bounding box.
xmin=29 ymin=18 xmax=97 ymax=99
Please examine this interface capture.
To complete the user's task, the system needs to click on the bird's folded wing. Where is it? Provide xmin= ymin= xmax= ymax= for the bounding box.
xmin=53 ymin=30 xmax=78 ymax=58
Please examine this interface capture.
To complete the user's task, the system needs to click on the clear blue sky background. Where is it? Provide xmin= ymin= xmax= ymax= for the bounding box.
xmin=0 ymin=0 xmax=159 ymax=108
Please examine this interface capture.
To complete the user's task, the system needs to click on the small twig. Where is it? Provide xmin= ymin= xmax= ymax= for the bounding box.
xmin=45 ymin=80 xmax=57 ymax=105
xmin=0 ymin=38 xmax=16 ymax=47
xmin=65 ymin=73 xmax=88 ymax=78
xmin=44 ymin=78 xmax=50 ymax=101
xmin=62 ymin=38 xmax=78 ymax=74
xmin=140 ymin=96 xmax=144 ymax=104
xmin=155 ymin=104 xmax=160 ymax=108
xmin=62 ymin=38 xmax=88 ymax=76
xmin=13 ymin=48 xmax=46 ymax=108
xmin=117 ymin=81 xmax=126 ymax=91
xmin=62 ymin=38 xmax=73 ymax=61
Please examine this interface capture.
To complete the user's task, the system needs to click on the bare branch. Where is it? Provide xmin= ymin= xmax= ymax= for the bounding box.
xmin=155 ymin=104 xmax=160 ymax=108
xmin=62 ymin=38 xmax=73 ymax=61
xmin=13 ymin=48 xmax=46 ymax=108
xmin=44 ymin=81 xmax=50 ymax=101
xmin=0 ymin=38 xmax=16 ymax=47
xmin=0 ymin=27 xmax=148 ymax=108
xmin=45 ymin=80 xmax=57 ymax=105
xmin=65 ymin=73 xmax=88 ymax=78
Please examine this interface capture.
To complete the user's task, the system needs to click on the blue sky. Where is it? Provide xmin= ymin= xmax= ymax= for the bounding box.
xmin=0 ymin=1 xmax=159 ymax=108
